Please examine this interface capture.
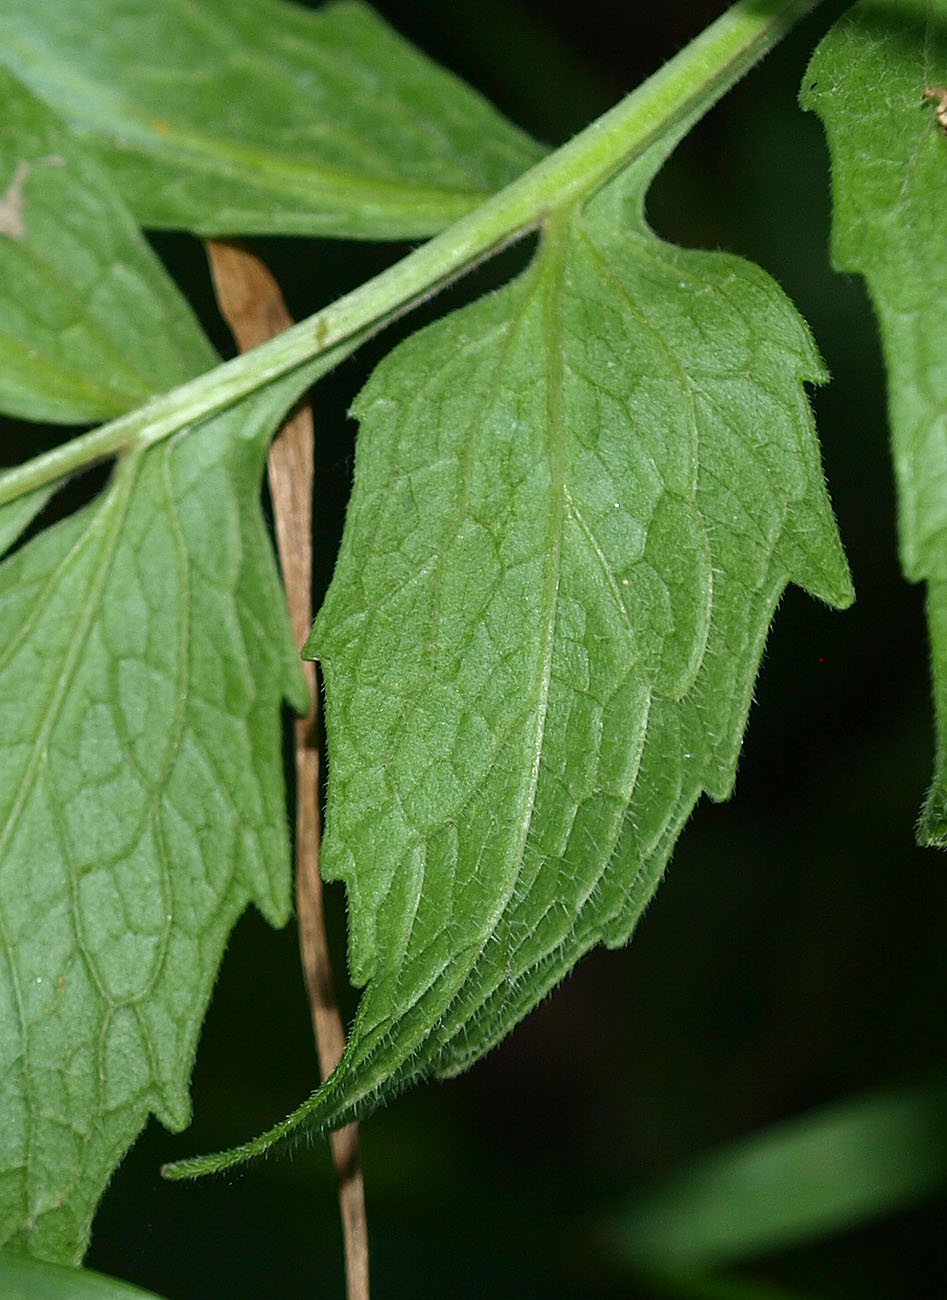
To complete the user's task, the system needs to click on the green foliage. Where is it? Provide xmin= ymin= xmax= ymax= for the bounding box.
xmin=0 ymin=0 xmax=544 ymax=238
xmin=0 ymin=67 xmax=214 ymax=424
xmin=803 ymin=0 xmax=947 ymax=843
xmin=0 ymin=76 xmax=313 ymax=1263
xmin=0 ymin=489 xmax=57 ymax=562
xmin=0 ymin=0 xmax=943 ymax=1295
xmin=0 ymin=382 xmax=313 ymax=1262
xmin=0 ymin=1254 xmax=165 ymax=1299
xmin=171 ymin=155 xmax=850 ymax=1167
xmin=606 ymin=1072 xmax=947 ymax=1273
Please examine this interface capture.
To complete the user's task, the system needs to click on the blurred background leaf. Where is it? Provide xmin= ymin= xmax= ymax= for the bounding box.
xmin=603 ymin=1071 xmax=947 ymax=1273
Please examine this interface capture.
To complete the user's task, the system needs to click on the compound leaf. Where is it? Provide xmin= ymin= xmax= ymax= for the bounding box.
xmin=169 ymin=148 xmax=851 ymax=1175
xmin=802 ymin=0 xmax=947 ymax=842
xmin=0 ymin=0 xmax=544 ymax=240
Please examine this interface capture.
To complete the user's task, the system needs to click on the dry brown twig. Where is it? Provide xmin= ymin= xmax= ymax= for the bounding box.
xmin=205 ymin=239 xmax=369 ymax=1300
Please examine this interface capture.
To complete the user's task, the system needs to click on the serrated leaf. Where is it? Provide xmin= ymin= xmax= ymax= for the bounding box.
xmin=802 ymin=0 xmax=947 ymax=843
xmin=0 ymin=0 xmax=545 ymax=240
xmin=170 ymin=155 xmax=851 ymax=1174
xmin=0 ymin=68 xmax=214 ymax=425
xmin=0 ymin=71 xmax=310 ymax=1261
xmin=0 ymin=377 xmax=309 ymax=1264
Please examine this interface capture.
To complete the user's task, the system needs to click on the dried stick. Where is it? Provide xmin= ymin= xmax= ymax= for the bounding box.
xmin=205 ymin=239 xmax=369 ymax=1300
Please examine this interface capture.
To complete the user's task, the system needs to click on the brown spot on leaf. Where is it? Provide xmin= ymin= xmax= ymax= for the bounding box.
xmin=923 ymin=85 xmax=947 ymax=133
xmin=0 ymin=161 xmax=30 ymax=239
xmin=0 ymin=155 xmax=66 ymax=240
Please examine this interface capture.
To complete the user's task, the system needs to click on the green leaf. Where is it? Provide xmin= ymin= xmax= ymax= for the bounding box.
xmin=0 ymin=1254 xmax=168 ymax=1300
xmin=0 ymin=378 xmax=309 ymax=1264
xmin=602 ymin=1072 xmax=947 ymax=1273
xmin=802 ymin=0 xmax=947 ymax=843
xmin=0 ymin=0 xmax=545 ymax=240
xmin=0 ymin=70 xmax=310 ymax=1260
xmin=630 ymin=1273 xmax=829 ymax=1300
xmin=168 ymin=148 xmax=851 ymax=1175
xmin=0 ymin=68 xmax=214 ymax=425
xmin=0 ymin=488 xmax=58 ymax=561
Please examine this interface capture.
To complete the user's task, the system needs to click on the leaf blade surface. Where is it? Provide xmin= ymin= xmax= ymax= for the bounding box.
xmin=0 ymin=1254 xmax=170 ymax=1299
xmin=0 ymin=69 xmax=215 ymax=425
xmin=802 ymin=0 xmax=947 ymax=842
xmin=0 ymin=77 xmax=310 ymax=1259
xmin=0 ymin=380 xmax=308 ymax=1263
xmin=169 ymin=165 xmax=851 ymax=1174
xmin=0 ymin=0 xmax=544 ymax=239
xmin=0 ymin=488 xmax=58 ymax=561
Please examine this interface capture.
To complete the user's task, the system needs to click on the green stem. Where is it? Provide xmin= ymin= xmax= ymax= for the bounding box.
xmin=0 ymin=0 xmax=821 ymax=509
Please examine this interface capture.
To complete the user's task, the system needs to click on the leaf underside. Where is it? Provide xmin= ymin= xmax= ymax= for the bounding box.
xmin=0 ymin=8 xmax=542 ymax=1255
xmin=0 ymin=66 xmax=215 ymax=426
xmin=803 ymin=0 xmax=947 ymax=844
xmin=0 ymin=389 xmax=311 ymax=1264
xmin=0 ymin=488 xmax=58 ymax=562
xmin=0 ymin=0 xmax=545 ymax=239
xmin=0 ymin=77 xmax=308 ymax=1263
xmin=170 ymin=160 xmax=852 ymax=1176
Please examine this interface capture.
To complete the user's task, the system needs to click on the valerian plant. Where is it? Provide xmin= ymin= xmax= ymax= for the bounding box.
xmin=0 ymin=0 xmax=944 ymax=1296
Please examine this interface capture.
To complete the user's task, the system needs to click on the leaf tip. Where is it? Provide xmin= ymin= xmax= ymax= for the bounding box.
xmin=160 ymin=1155 xmax=212 ymax=1182
xmin=790 ymin=537 xmax=854 ymax=612
xmin=159 ymin=1072 xmax=344 ymax=1180
xmin=160 ymin=1130 xmax=269 ymax=1181
xmin=829 ymin=569 xmax=856 ymax=611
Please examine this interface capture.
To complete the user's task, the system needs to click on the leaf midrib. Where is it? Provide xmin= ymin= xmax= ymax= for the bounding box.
xmin=515 ymin=217 xmax=569 ymax=913
xmin=430 ymin=230 xmax=570 ymax=951
xmin=94 ymin=120 xmax=501 ymax=214
xmin=0 ymin=452 xmax=138 ymax=889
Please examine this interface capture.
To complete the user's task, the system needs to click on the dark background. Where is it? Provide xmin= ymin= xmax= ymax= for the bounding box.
xmin=70 ymin=1 xmax=947 ymax=1295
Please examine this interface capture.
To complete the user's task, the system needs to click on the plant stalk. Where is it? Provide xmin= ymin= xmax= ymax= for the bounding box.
xmin=205 ymin=239 xmax=370 ymax=1300
xmin=0 ymin=0 xmax=822 ymax=510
